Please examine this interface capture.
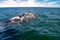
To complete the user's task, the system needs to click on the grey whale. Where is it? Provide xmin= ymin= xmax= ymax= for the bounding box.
xmin=3 ymin=13 xmax=38 ymax=25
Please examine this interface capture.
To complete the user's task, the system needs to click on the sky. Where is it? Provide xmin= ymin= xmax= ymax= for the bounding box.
xmin=0 ymin=0 xmax=60 ymax=7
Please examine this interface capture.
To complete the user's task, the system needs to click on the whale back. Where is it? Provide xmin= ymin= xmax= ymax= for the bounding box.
xmin=2 ymin=13 xmax=38 ymax=25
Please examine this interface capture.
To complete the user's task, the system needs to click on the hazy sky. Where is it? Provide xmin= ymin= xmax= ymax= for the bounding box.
xmin=0 ymin=0 xmax=60 ymax=7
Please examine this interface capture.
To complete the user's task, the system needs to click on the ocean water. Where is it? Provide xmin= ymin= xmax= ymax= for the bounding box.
xmin=0 ymin=7 xmax=60 ymax=40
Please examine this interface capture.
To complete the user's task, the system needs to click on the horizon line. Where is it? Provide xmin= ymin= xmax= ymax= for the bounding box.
xmin=0 ymin=7 xmax=60 ymax=8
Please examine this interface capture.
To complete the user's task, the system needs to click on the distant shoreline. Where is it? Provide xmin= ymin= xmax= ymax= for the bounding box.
xmin=0 ymin=7 xmax=60 ymax=8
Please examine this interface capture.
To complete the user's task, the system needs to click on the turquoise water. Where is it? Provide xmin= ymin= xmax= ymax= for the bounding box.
xmin=0 ymin=7 xmax=60 ymax=40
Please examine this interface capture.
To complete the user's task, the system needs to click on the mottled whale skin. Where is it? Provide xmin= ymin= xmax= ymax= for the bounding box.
xmin=3 ymin=13 xmax=38 ymax=25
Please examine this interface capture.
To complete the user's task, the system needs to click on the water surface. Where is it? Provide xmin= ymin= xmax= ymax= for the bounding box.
xmin=0 ymin=7 xmax=60 ymax=40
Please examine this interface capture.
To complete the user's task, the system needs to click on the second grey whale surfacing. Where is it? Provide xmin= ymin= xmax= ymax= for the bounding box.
xmin=4 ymin=13 xmax=38 ymax=25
